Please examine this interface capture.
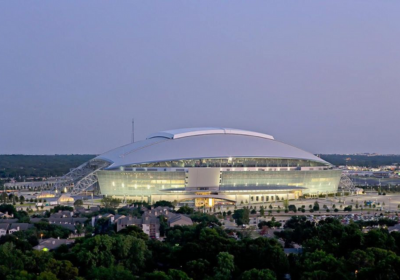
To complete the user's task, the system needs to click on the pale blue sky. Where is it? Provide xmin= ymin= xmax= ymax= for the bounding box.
xmin=0 ymin=1 xmax=399 ymax=154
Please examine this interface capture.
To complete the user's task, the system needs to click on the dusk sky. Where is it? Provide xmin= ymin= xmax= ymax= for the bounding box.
xmin=1 ymin=1 xmax=399 ymax=155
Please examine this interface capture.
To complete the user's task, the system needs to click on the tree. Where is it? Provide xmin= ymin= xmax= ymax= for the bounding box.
xmin=177 ymin=205 xmax=194 ymax=215
xmin=241 ymin=268 xmax=277 ymax=280
xmin=87 ymin=265 xmax=135 ymax=280
xmin=154 ymin=200 xmax=175 ymax=208
xmin=186 ymin=258 xmax=211 ymax=280
xmin=45 ymin=259 xmax=79 ymax=280
xmin=214 ymin=252 xmax=234 ymax=280
xmin=101 ymin=197 xmax=120 ymax=209
xmin=232 ymin=209 xmax=250 ymax=226
xmin=313 ymin=201 xmax=320 ymax=211
xmin=260 ymin=207 xmax=265 ymax=217
xmin=282 ymin=199 xmax=289 ymax=210
xmin=74 ymin=199 xmax=83 ymax=207
xmin=37 ymin=271 xmax=58 ymax=280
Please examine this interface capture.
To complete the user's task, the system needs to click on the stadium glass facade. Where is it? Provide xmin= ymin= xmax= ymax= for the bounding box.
xmin=97 ymin=170 xmax=186 ymax=197
xmin=220 ymin=169 xmax=342 ymax=194
xmin=97 ymin=158 xmax=341 ymax=204
xmin=127 ymin=157 xmax=324 ymax=168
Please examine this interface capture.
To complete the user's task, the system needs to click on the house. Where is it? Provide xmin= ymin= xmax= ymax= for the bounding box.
xmin=49 ymin=210 xmax=74 ymax=219
xmin=33 ymin=238 xmax=75 ymax=251
xmin=0 ymin=224 xmax=9 ymax=236
xmin=8 ymin=223 xmax=34 ymax=234
xmin=168 ymin=214 xmax=193 ymax=227
xmin=142 ymin=216 xmax=160 ymax=238
xmin=116 ymin=217 xmax=143 ymax=232
xmin=388 ymin=224 xmax=400 ymax=232
xmin=114 ymin=206 xmax=192 ymax=239
xmin=0 ymin=219 xmax=18 ymax=224
xmin=0 ymin=212 xmax=14 ymax=219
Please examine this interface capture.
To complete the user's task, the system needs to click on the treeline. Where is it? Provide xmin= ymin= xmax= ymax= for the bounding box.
xmin=3 ymin=201 xmax=400 ymax=279
xmin=0 ymin=220 xmax=284 ymax=280
xmin=0 ymin=155 xmax=95 ymax=178
xmin=319 ymin=154 xmax=400 ymax=167
xmin=276 ymin=216 xmax=400 ymax=279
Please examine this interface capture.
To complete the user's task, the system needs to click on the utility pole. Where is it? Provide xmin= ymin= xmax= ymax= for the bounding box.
xmin=131 ymin=118 xmax=135 ymax=143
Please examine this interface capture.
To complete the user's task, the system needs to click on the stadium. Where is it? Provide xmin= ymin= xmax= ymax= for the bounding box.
xmin=60 ymin=127 xmax=342 ymax=207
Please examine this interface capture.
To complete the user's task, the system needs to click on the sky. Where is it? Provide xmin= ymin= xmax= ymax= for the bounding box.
xmin=0 ymin=1 xmax=399 ymax=155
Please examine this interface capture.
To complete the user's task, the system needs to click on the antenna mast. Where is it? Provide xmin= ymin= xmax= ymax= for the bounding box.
xmin=131 ymin=118 xmax=135 ymax=143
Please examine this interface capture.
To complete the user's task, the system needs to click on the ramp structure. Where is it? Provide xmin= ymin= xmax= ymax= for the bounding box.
xmin=338 ymin=173 xmax=355 ymax=192
xmin=53 ymin=159 xmax=110 ymax=195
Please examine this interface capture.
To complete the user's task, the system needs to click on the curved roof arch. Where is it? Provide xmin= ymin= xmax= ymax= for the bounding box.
xmin=146 ymin=127 xmax=274 ymax=140
xmin=96 ymin=127 xmax=329 ymax=169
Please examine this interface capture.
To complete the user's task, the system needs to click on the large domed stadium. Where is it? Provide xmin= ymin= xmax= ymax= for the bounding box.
xmin=62 ymin=127 xmax=341 ymax=207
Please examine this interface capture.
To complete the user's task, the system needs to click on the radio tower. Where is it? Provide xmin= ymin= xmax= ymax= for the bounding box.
xmin=131 ymin=118 xmax=135 ymax=143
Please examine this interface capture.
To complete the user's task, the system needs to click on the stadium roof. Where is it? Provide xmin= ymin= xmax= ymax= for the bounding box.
xmin=146 ymin=127 xmax=274 ymax=140
xmin=95 ymin=127 xmax=329 ymax=169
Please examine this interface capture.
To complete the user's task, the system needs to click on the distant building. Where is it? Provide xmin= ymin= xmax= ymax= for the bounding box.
xmin=372 ymin=172 xmax=391 ymax=178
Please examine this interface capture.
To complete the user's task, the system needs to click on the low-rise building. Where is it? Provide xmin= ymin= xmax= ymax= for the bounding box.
xmin=0 ymin=224 xmax=9 ymax=236
xmin=33 ymin=238 xmax=75 ymax=251
xmin=168 ymin=214 xmax=193 ymax=227
xmin=8 ymin=223 xmax=34 ymax=234
xmin=114 ymin=206 xmax=192 ymax=239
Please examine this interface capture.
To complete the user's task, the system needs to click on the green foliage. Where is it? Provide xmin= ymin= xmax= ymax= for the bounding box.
xmin=141 ymin=269 xmax=191 ymax=280
xmin=186 ymin=258 xmax=211 ymax=280
xmin=232 ymin=209 xmax=250 ymax=226
xmin=87 ymin=265 xmax=135 ymax=280
xmin=154 ymin=200 xmax=175 ymax=208
xmin=343 ymin=205 xmax=352 ymax=211
xmin=74 ymin=199 xmax=83 ymax=207
xmin=283 ymin=199 xmax=289 ymax=210
xmin=320 ymin=154 xmax=400 ymax=168
xmin=0 ymin=154 xmax=95 ymax=178
xmin=313 ymin=201 xmax=320 ymax=211
xmin=177 ymin=205 xmax=194 ymax=215
xmin=189 ymin=213 xmax=220 ymax=225
xmin=101 ymin=197 xmax=120 ymax=209
xmin=214 ymin=252 xmax=234 ymax=280
xmin=240 ymin=268 xmax=277 ymax=280
xmin=34 ymin=222 xmax=72 ymax=239
xmin=258 ymin=218 xmax=282 ymax=229
xmin=3 ymin=200 xmax=400 ymax=280
xmin=50 ymin=205 xmax=73 ymax=213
